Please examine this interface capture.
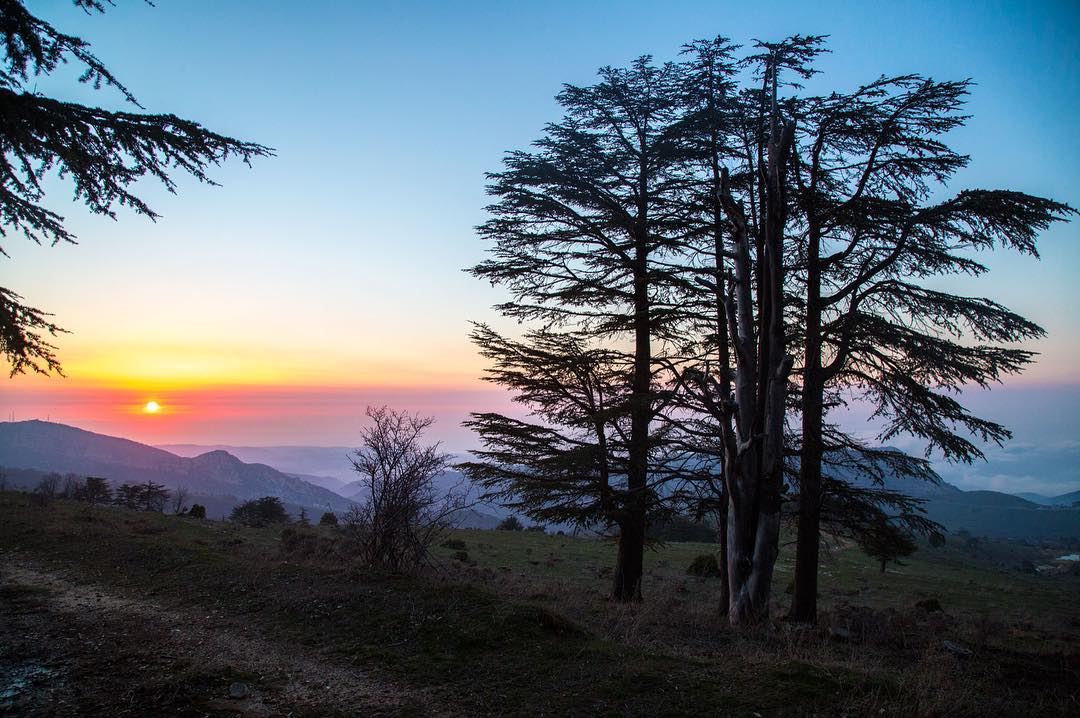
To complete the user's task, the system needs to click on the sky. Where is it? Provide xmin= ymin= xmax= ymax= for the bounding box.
xmin=3 ymin=1 xmax=1079 ymax=490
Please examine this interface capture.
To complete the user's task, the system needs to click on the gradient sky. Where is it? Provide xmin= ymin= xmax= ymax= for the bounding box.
xmin=3 ymin=1 xmax=1079 ymax=470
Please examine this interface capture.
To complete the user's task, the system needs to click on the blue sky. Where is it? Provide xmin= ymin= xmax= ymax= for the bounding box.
xmin=5 ymin=1 xmax=1079 ymax=491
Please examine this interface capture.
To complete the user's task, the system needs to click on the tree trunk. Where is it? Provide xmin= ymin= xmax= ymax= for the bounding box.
xmin=612 ymin=213 xmax=651 ymax=602
xmin=725 ymin=458 xmax=757 ymax=623
xmin=717 ymin=493 xmax=730 ymax=611
xmin=792 ymin=204 xmax=824 ymax=623
xmin=791 ymin=383 xmax=824 ymax=623
xmin=612 ymin=517 xmax=645 ymax=600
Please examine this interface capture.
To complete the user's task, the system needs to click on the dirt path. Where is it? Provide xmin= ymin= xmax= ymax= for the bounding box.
xmin=0 ymin=556 xmax=441 ymax=716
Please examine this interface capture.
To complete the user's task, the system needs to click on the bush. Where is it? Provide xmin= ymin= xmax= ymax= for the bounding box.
xmin=452 ymin=550 xmax=470 ymax=563
xmin=441 ymin=538 xmax=467 ymax=550
xmin=497 ymin=515 xmax=524 ymax=531
xmin=280 ymin=526 xmax=342 ymax=559
xmin=230 ymin=496 xmax=289 ymax=527
xmin=652 ymin=514 xmax=717 ymax=543
xmin=187 ymin=504 xmax=206 ymax=519
xmin=343 ymin=406 xmax=465 ymax=572
xmin=319 ymin=511 xmax=339 ymax=526
xmin=525 ymin=524 xmax=546 ymax=533
xmin=686 ymin=553 xmax=722 ymax=578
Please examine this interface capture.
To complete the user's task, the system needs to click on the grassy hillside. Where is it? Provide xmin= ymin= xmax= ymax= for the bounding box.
xmin=1 ymin=493 xmax=1077 ymax=716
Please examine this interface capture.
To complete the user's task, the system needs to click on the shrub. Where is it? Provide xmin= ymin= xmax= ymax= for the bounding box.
xmin=441 ymin=538 xmax=467 ymax=550
xmin=686 ymin=553 xmax=722 ymax=578
xmin=452 ymin=550 xmax=470 ymax=563
xmin=652 ymin=514 xmax=718 ymax=543
xmin=230 ymin=496 xmax=289 ymax=527
xmin=187 ymin=504 xmax=207 ymax=519
xmin=343 ymin=406 xmax=465 ymax=572
xmin=319 ymin=511 xmax=339 ymax=526
xmin=497 ymin=515 xmax=524 ymax=531
xmin=525 ymin=524 xmax=546 ymax=533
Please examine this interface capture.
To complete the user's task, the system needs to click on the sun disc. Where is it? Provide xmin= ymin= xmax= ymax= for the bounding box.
xmin=144 ymin=400 xmax=161 ymax=414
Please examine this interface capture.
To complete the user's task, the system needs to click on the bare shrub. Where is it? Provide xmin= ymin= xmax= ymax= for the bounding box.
xmin=31 ymin=472 xmax=62 ymax=506
xmin=343 ymin=406 xmax=468 ymax=572
xmin=170 ymin=484 xmax=189 ymax=514
xmin=61 ymin=473 xmax=83 ymax=499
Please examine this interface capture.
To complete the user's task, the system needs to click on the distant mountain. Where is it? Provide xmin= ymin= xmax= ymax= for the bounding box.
xmin=0 ymin=421 xmax=354 ymax=515
xmin=451 ymin=508 xmax=503 ymax=530
xmin=1014 ymin=490 xmax=1080 ymax=507
xmin=341 ymin=469 xmax=505 ymax=529
xmin=159 ymin=443 xmax=355 ymax=493
xmin=820 ymin=449 xmax=1080 ymax=540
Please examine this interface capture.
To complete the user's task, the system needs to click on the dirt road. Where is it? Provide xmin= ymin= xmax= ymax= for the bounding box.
xmin=0 ymin=557 xmax=437 ymax=717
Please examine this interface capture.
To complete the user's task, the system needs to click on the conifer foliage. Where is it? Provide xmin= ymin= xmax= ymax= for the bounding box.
xmin=784 ymin=67 xmax=1076 ymax=622
xmin=0 ymin=0 xmax=271 ymax=375
xmin=467 ymin=58 xmax=691 ymax=601
xmin=467 ymin=35 xmax=1073 ymax=620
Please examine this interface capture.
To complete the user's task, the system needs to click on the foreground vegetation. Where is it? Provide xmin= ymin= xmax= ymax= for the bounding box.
xmin=1 ymin=493 xmax=1077 ymax=716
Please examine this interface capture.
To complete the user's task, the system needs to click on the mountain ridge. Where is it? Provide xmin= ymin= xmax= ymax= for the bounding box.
xmin=0 ymin=420 xmax=353 ymax=514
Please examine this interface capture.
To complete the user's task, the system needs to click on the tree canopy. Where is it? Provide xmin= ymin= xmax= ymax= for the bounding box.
xmin=467 ymin=33 xmax=1073 ymax=623
xmin=0 ymin=0 xmax=271 ymax=376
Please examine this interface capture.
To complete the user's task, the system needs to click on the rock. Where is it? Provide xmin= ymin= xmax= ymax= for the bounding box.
xmin=942 ymin=639 xmax=972 ymax=657
xmin=227 ymin=681 xmax=250 ymax=700
xmin=915 ymin=598 xmax=943 ymax=613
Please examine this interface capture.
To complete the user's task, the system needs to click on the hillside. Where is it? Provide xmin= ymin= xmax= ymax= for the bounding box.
xmin=1 ymin=494 xmax=1077 ymax=716
xmin=819 ymin=450 xmax=1080 ymax=539
xmin=0 ymin=421 xmax=354 ymax=515
xmin=159 ymin=443 xmax=354 ymax=492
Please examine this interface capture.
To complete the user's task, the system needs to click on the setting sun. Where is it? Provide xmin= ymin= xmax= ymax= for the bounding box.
xmin=143 ymin=400 xmax=161 ymax=414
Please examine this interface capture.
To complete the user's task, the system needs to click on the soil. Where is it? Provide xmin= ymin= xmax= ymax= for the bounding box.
xmin=0 ymin=558 xmax=436 ymax=717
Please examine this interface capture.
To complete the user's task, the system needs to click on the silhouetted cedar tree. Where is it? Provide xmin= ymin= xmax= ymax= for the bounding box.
xmin=230 ymin=496 xmax=289 ymax=528
xmin=469 ymin=57 xmax=692 ymax=601
xmin=0 ymin=0 xmax=271 ymax=375
xmin=79 ymin=476 xmax=111 ymax=504
xmin=854 ymin=515 xmax=918 ymax=573
xmin=782 ymin=56 xmax=1076 ymax=623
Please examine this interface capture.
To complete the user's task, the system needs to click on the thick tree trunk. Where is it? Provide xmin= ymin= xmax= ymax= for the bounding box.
xmin=790 ymin=224 xmax=820 ymax=621
xmin=612 ymin=517 xmax=645 ymax=600
xmin=612 ymin=214 xmax=651 ymax=602
xmin=725 ymin=457 xmax=758 ymax=623
xmin=717 ymin=493 xmax=730 ymax=611
xmin=792 ymin=208 xmax=824 ymax=623
xmin=791 ymin=380 xmax=824 ymax=622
